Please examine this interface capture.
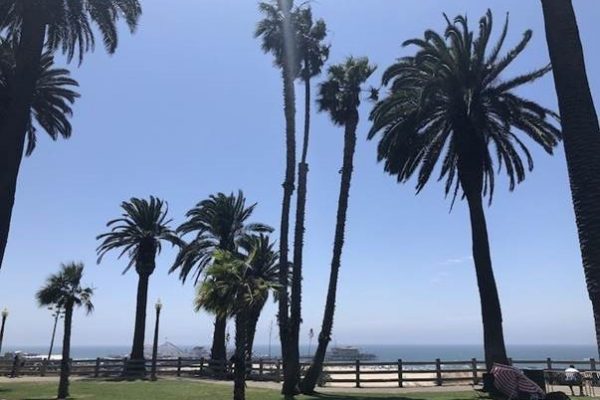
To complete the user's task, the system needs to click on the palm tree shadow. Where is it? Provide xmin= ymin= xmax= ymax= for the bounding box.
xmin=312 ymin=395 xmax=483 ymax=400
xmin=79 ymin=376 xmax=148 ymax=383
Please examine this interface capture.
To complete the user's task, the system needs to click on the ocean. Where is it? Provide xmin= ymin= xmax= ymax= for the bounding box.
xmin=3 ymin=344 xmax=596 ymax=362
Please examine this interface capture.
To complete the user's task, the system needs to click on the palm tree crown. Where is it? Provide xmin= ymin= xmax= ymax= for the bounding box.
xmin=295 ymin=6 xmax=329 ymax=81
xmin=319 ymin=57 xmax=376 ymax=126
xmin=368 ymin=10 xmax=561 ymax=203
xmin=171 ymin=191 xmax=273 ymax=284
xmin=194 ymin=250 xmax=244 ymax=318
xmin=0 ymin=42 xmax=79 ymax=155
xmin=36 ymin=262 xmax=94 ymax=313
xmin=0 ymin=0 xmax=142 ymax=62
xmin=195 ymin=247 xmax=279 ymax=318
xmin=255 ymin=0 xmax=298 ymax=73
xmin=240 ymin=234 xmax=279 ymax=288
xmin=96 ymin=196 xmax=181 ymax=275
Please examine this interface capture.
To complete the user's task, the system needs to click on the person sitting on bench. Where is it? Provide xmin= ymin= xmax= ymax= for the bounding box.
xmin=565 ymin=365 xmax=584 ymax=396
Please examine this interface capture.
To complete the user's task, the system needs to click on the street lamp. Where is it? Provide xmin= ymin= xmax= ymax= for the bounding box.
xmin=151 ymin=299 xmax=162 ymax=381
xmin=0 ymin=308 xmax=9 ymax=356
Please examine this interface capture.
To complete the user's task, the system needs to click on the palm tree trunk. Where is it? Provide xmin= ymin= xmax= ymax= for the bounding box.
xmin=0 ymin=4 xmax=46 ymax=270
xmin=57 ymin=303 xmax=73 ymax=399
xmin=129 ymin=272 xmax=149 ymax=376
xmin=211 ymin=315 xmax=227 ymax=362
xmin=277 ymin=0 xmax=297 ymax=395
xmin=541 ymin=0 xmax=600 ymax=357
xmin=464 ymin=190 xmax=508 ymax=370
xmin=48 ymin=311 xmax=60 ymax=360
xmin=234 ymin=309 xmax=248 ymax=400
xmin=246 ymin=304 xmax=263 ymax=361
xmin=301 ymin=114 xmax=358 ymax=394
xmin=289 ymin=71 xmax=312 ymax=392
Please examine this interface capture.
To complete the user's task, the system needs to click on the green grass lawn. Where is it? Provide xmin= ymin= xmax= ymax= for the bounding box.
xmin=0 ymin=379 xmax=483 ymax=400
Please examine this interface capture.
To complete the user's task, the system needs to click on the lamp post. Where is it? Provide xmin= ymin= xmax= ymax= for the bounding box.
xmin=47 ymin=306 xmax=63 ymax=361
xmin=0 ymin=308 xmax=8 ymax=356
xmin=151 ymin=299 xmax=162 ymax=381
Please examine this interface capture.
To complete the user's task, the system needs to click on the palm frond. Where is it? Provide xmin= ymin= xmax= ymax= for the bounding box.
xmin=368 ymin=9 xmax=561 ymax=204
xmin=36 ymin=262 xmax=94 ymax=315
xmin=96 ymin=196 xmax=180 ymax=276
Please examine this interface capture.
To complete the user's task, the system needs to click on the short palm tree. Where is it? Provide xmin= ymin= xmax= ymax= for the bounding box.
xmin=0 ymin=0 xmax=141 ymax=270
xmin=541 ymin=0 xmax=600 ymax=356
xmin=239 ymin=234 xmax=280 ymax=360
xmin=36 ymin=262 xmax=93 ymax=400
xmin=255 ymin=3 xmax=298 ymax=393
xmin=97 ymin=197 xmax=181 ymax=372
xmin=170 ymin=191 xmax=272 ymax=362
xmin=196 ymin=249 xmax=278 ymax=400
xmin=290 ymin=6 xmax=329 ymax=386
xmin=301 ymin=56 xmax=376 ymax=394
xmin=368 ymin=11 xmax=561 ymax=369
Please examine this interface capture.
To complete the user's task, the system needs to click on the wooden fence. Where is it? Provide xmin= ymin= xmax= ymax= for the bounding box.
xmin=0 ymin=357 xmax=596 ymax=388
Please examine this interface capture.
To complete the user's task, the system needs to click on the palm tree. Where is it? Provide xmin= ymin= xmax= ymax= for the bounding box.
xmin=255 ymin=3 xmax=298 ymax=393
xmin=170 ymin=191 xmax=272 ymax=362
xmin=540 ymin=0 xmax=600 ymax=356
xmin=301 ymin=57 xmax=375 ymax=394
xmin=289 ymin=6 xmax=329 ymax=387
xmin=368 ymin=11 xmax=561 ymax=369
xmin=36 ymin=262 xmax=93 ymax=399
xmin=196 ymin=249 xmax=278 ymax=400
xmin=97 ymin=197 xmax=181 ymax=374
xmin=239 ymin=234 xmax=280 ymax=360
xmin=0 ymin=42 xmax=80 ymax=157
xmin=0 ymin=0 xmax=142 ymax=270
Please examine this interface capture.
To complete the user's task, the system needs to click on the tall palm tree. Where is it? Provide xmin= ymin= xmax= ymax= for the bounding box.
xmin=368 ymin=11 xmax=561 ymax=369
xmin=0 ymin=42 xmax=80 ymax=157
xmin=170 ymin=191 xmax=272 ymax=362
xmin=0 ymin=0 xmax=142 ymax=270
xmin=97 ymin=197 xmax=181 ymax=374
xmin=301 ymin=57 xmax=375 ymax=394
xmin=239 ymin=234 xmax=280 ymax=360
xmin=289 ymin=7 xmax=329 ymax=387
xmin=196 ymin=249 xmax=278 ymax=400
xmin=540 ymin=0 xmax=600 ymax=355
xmin=36 ymin=262 xmax=93 ymax=400
xmin=255 ymin=3 xmax=298 ymax=393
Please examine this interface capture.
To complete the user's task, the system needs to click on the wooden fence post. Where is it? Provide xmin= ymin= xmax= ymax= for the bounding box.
xmin=199 ymin=357 xmax=204 ymax=375
xmin=546 ymin=357 xmax=552 ymax=370
xmin=40 ymin=359 xmax=47 ymax=377
xmin=355 ymin=359 xmax=361 ymax=388
xmin=259 ymin=359 xmax=264 ymax=379
xmin=591 ymin=358 xmax=597 ymax=371
xmin=276 ymin=360 xmax=281 ymax=382
xmin=177 ymin=357 xmax=182 ymax=377
xmin=471 ymin=358 xmax=479 ymax=385
xmin=94 ymin=358 xmax=100 ymax=378
xmin=435 ymin=359 xmax=442 ymax=386
xmin=10 ymin=355 xmax=19 ymax=377
xmin=398 ymin=359 xmax=403 ymax=388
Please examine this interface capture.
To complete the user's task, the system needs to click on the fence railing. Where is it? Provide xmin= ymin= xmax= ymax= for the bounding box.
xmin=0 ymin=357 xmax=596 ymax=388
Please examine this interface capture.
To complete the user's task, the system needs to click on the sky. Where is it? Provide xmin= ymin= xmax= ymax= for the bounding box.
xmin=0 ymin=0 xmax=599 ymax=350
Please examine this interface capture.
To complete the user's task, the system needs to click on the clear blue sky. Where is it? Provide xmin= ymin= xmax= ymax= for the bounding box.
xmin=1 ymin=0 xmax=599 ymax=348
